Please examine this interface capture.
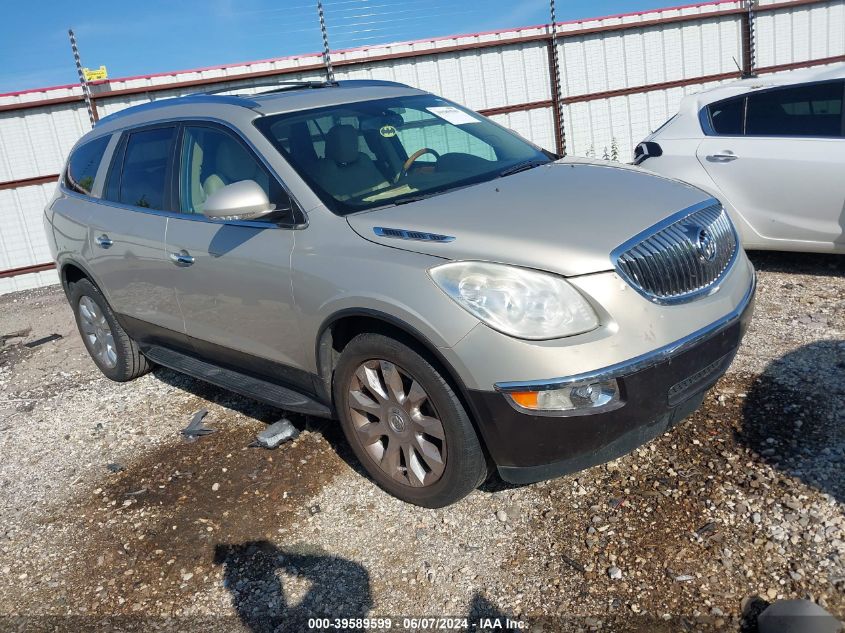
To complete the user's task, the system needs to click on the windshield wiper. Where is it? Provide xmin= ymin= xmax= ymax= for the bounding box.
xmin=385 ymin=162 xmax=547 ymax=208
xmin=391 ymin=193 xmax=432 ymax=206
xmin=498 ymin=159 xmax=549 ymax=178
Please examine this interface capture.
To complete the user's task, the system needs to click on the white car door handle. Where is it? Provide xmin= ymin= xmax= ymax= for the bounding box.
xmin=707 ymin=152 xmax=738 ymax=162
xmin=95 ymin=234 xmax=113 ymax=248
xmin=169 ymin=251 xmax=195 ymax=267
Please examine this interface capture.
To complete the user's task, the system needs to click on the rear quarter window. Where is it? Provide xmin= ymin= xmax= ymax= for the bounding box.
xmin=707 ymin=97 xmax=745 ymax=136
xmin=65 ymin=135 xmax=110 ymax=196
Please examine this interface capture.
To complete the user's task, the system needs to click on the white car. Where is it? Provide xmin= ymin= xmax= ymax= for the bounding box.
xmin=634 ymin=65 xmax=845 ymax=254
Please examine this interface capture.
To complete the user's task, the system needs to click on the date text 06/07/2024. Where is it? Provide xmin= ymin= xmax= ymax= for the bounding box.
xmin=306 ymin=617 xmax=531 ymax=630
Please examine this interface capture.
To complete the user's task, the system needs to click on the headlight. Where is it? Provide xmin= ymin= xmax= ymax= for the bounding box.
xmin=428 ymin=261 xmax=599 ymax=339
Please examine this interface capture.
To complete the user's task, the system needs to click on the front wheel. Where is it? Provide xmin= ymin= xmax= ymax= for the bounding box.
xmin=333 ymin=333 xmax=487 ymax=507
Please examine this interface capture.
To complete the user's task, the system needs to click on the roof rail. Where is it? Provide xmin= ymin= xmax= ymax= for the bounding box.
xmin=94 ymin=79 xmax=414 ymax=127
xmin=95 ymin=93 xmax=261 ymax=127
xmin=254 ymin=80 xmax=340 ymax=95
xmin=200 ymin=80 xmax=338 ymax=97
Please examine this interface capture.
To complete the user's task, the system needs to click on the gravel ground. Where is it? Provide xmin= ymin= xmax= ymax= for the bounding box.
xmin=0 ymin=251 xmax=842 ymax=632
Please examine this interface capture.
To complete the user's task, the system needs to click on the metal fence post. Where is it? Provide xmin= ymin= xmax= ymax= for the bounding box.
xmin=741 ymin=0 xmax=757 ymax=77
xmin=316 ymin=1 xmax=336 ymax=84
xmin=68 ymin=28 xmax=98 ymax=125
xmin=547 ymin=0 xmax=567 ymax=156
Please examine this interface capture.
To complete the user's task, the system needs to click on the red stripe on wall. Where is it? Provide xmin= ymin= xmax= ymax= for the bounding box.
xmin=0 ymin=262 xmax=56 ymax=279
xmin=0 ymin=174 xmax=59 ymax=190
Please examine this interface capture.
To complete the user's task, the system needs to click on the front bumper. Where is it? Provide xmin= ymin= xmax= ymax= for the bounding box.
xmin=466 ymin=273 xmax=756 ymax=485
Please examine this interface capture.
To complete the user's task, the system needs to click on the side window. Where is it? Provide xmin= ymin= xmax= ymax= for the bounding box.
xmin=65 ymin=135 xmax=110 ymax=196
xmin=179 ymin=125 xmax=292 ymax=219
xmin=746 ymin=81 xmax=844 ymax=137
xmin=106 ymin=127 xmax=176 ymax=210
xmin=707 ymin=97 xmax=745 ymax=136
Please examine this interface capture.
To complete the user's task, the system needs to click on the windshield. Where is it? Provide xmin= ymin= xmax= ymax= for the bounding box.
xmin=254 ymin=94 xmax=552 ymax=215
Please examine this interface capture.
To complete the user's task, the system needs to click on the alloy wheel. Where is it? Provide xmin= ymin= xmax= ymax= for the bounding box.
xmin=78 ymin=295 xmax=117 ymax=369
xmin=347 ymin=359 xmax=447 ymax=488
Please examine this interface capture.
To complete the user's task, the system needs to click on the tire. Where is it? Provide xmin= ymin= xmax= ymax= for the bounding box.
xmin=333 ymin=333 xmax=487 ymax=507
xmin=69 ymin=278 xmax=152 ymax=382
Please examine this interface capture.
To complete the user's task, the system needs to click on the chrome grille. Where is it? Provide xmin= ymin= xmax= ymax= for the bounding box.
xmin=612 ymin=201 xmax=737 ymax=304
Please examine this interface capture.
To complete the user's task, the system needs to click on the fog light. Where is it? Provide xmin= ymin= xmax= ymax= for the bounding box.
xmin=504 ymin=379 xmax=620 ymax=415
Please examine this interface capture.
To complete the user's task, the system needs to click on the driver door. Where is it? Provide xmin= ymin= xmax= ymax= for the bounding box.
xmin=165 ymin=123 xmax=310 ymax=389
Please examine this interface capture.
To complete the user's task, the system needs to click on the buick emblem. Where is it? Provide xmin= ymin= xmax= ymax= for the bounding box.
xmin=696 ymin=228 xmax=717 ymax=262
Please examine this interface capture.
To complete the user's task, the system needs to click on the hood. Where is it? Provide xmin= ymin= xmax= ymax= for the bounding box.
xmin=346 ymin=159 xmax=712 ymax=277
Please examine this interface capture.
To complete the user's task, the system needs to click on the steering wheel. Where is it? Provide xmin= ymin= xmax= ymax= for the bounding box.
xmin=395 ymin=148 xmax=440 ymax=183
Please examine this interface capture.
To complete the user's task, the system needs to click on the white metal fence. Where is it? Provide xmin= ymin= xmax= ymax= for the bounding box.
xmin=0 ymin=0 xmax=843 ymax=293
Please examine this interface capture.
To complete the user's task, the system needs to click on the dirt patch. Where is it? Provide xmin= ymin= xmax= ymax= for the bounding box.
xmin=35 ymin=424 xmax=344 ymax=617
xmin=0 ymin=340 xmax=34 ymax=371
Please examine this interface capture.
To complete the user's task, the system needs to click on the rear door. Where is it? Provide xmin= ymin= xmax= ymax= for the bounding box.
xmin=164 ymin=122 xmax=309 ymax=389
xmin=696 ymin=80 xmax=845 ymax=246
xmin=86 ymin=125 xmax=187 ymax=347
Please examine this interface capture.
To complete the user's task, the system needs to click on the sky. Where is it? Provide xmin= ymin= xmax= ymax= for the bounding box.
xmin=1 ymin=0 xmax=675 ymax=94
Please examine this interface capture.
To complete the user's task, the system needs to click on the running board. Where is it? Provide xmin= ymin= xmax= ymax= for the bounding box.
xmin=144 ymin=346 xmax=332 ymax=418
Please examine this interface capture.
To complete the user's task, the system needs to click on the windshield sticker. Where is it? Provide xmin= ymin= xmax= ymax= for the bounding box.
xmin=363 ymin=184 xmax=415 ymax=202
xmin=379 ymin=125 xmax=397 ymax=138
xmin=427 ymin=106 xmax=480 ymax=125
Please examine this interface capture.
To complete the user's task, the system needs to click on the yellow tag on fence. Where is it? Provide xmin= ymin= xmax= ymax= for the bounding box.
xmin=83 ymin=65 xmax=108 ymax=81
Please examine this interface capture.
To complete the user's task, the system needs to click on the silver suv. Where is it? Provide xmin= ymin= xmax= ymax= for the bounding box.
xmin=45 ymin=80 xmax=756 ymax=507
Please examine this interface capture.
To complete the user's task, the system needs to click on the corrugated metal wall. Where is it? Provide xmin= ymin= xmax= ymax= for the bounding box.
xmin=1 ymin=0 xmax=843 ymax=293
xmin=558 ymin=8 xmax=745 ymax=156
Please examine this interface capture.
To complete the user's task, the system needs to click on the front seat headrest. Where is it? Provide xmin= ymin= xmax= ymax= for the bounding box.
xmin=215 ymin=139 xmax=258 ymax=183
xmin=325 ymin=125 xmax=360 ymax=165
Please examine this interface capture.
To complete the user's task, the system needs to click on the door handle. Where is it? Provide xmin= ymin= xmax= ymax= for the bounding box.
xmin=169 ymin=250 xmax=195 ymax=267
xmin=95 ymin=234 xmax=113 ymax=248
xmin=706 ymin=152 xmax=738 ymax=162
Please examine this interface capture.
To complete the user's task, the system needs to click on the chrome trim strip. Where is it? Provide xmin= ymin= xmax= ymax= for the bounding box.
xmin=494 ymin=268 xmax=755 ymax=393
xmin=373 ymin=227 xmax=455 ymax=242
xmin=61 ymin=189 xmax=295 ymax=230
xmin=613 ymin=199 xmax=718 ymax=255
xmin=609 ymin=198 xmax=740 ymax=305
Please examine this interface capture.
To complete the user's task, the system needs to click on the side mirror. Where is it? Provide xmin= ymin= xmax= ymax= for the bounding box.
xmin=202 ymin=180 xmax=275 ymax=221
xmin=632 ymin=141 xmax=663 ymax=165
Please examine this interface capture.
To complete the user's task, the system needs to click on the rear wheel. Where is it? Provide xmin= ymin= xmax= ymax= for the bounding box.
xmin=69 ymin=278 xmax=151 ymax=382
xmin=333 ymin=333 xmax=487 ymax=507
